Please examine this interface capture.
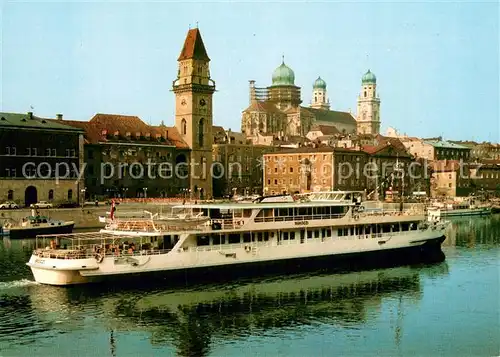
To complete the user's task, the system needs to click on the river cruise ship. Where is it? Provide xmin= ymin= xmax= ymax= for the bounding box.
xmin=27 ymin=192 xmax=449 ymax=286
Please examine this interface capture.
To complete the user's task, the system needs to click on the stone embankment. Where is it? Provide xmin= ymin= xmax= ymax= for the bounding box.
xmin=0 ymin=203 xmax=175 ymax=230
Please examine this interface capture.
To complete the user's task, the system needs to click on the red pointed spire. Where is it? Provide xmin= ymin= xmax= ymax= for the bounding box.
xmin=178 ymin=28 xmax=210 ymax=61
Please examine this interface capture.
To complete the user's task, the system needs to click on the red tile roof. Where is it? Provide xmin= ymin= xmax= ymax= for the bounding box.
xmin=178 ymin=28 xmax=210 ymax=61
xmin=62 ymin=114 xmax=189 ymax=148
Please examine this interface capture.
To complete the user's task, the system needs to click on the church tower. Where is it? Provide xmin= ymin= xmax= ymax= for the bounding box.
xmin=310 ymin=76 xmax=330 ymax=110
xmin=356 ymin=70 xmax=381 ymax=135
xmin=173 ymin=28 xmax=215 ymax=199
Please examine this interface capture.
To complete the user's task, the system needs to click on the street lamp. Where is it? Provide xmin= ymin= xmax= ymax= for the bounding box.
xmin=80 ymin=187 xmax=86 ymax=208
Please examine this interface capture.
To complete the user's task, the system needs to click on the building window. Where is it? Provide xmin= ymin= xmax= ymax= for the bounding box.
xmin=67 ymin=189 xmax=73 ymax=201
xmin=48 ymin=189 xmax=54 ymax=200
xmin=290 ymin=167 xmax=293 ymax=173
xmin=198 ymin=118 xmax=205 ymax=147
xmin=7 ymin=190 xmax=13 ymax=200
xmin=364 ymin=91 xmax=367 ymax=98
xmin=448 ymin=183 xmax=452 ymax=188
xmin=181 ymin=119 xmax=187 ymax=135
xmin=274 ymin=179 xmax=277 ymax=184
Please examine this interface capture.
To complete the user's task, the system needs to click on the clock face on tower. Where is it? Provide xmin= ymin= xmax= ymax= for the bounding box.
xmin=199 ymin=98 xmax=206 ymax=107
xmin=181 ymin=97 xmax=187 ymax=106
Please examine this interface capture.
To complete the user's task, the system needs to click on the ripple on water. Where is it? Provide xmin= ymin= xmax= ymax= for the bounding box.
xmin=0 ymin=279 xmax=38 ymax=291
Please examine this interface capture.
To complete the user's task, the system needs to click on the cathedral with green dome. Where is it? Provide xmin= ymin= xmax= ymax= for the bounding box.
xmin=241 ymin=59 xmax=380 ymax=138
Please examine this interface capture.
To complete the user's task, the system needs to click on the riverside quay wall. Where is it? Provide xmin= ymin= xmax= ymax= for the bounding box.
xmin=0 ymin=203 xmax=175 ymax=230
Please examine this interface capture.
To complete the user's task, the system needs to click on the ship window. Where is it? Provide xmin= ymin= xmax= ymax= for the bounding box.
xmin=322 ymin=228 xmax=327 ymax=237
xmin=212 ymin=234 xmax=223 ymax=245
xmin=365 ymin=225 xmax=371 ymax=234
xmin=326 ymin=228 xmax=332 ymax=237
xmin=243 ymin=233 xmax=251 ymax=243
xmin=283 ymin=232 xmax=289 ymax=240
xmin=257 ymin=232 xmax=263 ymax=241
xmin=197 ymin=235 xmax=210 ymax=246
xmin=401 ymin=223 xmax=409 ymax=231
xmin=264 ymin=232 xmax=270 ymax=241
xmin=228 ymin=234 xmax=240 ymax=244
xmin=307 ymin=230 xmax=313 ymax=239
xmin=314 ymin=230 xmax=320 ymax=238
xmin=350 ymin=227 xmax=355 ymax=236
xmin=338 ymin=229 xmax=343 ymax=237
xmin=290 ymin=231 xmax=295 ymax=240
xmin=383 ymin=225 xmax=391 ymax=233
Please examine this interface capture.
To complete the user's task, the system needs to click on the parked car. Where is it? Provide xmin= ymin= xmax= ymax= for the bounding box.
xmin=0 ymin=201 xmax=19 ymax=209
xmin=30 ymin=201 xmax=53 ymax=209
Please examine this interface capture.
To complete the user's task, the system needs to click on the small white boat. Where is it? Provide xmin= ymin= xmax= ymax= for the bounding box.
xmin=428 ymin=200 xmax=491 ymax=218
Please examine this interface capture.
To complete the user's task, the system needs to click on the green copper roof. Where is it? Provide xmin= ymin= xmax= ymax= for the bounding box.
xmin=424 ymin=140 xmax=470 ymax=149
xmin=313 ymin=76 xmax=327 ymax=89
xmin=271 ymin=61 xmax=295 ymax=86
xmin=361 ymin=69 xmax=376 ymax=84
xmin=0 ymin=112 xmax=84 ymax=131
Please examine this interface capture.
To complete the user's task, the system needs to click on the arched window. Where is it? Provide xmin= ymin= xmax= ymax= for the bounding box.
xmin=48 ymin=189 xmax=54 ymax=200
xmin=364 ymin=91 xmax=367 ymax=98
xmin=7 ymin=190 xmax=13 ymax=200
xmin=181 ymin=119 xmax=187 ymax=135
xmin=67 ymin=189 xmax=73 ymax=201
xmin=198 ymin=118 xmax=204 ymax=147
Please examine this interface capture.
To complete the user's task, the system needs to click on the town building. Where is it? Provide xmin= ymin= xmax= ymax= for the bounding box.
xmin=0 ymin=112 xmax=84 ymax=206
xmin=172 ymin=28 xmax=215 ymax=199
xmin=470 ymin=160 xmax=500 ymax=196
xmin=362 ymin=139 xmax=415 ymax=200
xmin=450 ymin=141 xmax=500 ymax=161
xmin=212 ymin=127 xmax=275 ymax=197
xmin=241 ymin=61 xmax=361 ymax=139
xmin=402 ymin=138 xmax=471 ymax=162
xmin=263 ymin=147 xmax=368 ymax=195
xmin=62 ymin=114 xmax=190 ymax=199
xmin=430 ymin=160 xmax=472 ymax=198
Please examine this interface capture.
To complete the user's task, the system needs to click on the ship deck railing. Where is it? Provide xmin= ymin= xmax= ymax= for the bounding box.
xmin=32 ymin=232 xmax=174 ymax=260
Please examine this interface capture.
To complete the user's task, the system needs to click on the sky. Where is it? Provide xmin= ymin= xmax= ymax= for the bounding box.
xmin=1 ymin=1 xmax=499 ymax=142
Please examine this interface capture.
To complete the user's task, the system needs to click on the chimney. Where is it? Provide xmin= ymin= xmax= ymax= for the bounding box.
xmin=56 ymin=113 xmax=63 ymax=121
xmin=28 ymin=112 xmax=33 ymax=120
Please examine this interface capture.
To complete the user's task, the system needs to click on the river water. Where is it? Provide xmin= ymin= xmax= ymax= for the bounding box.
xmin=0 ymin=216 xmax=498 ymax=356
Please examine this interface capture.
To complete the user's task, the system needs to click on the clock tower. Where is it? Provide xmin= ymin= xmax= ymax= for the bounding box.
xmin=173 ymin=28 xmax=215 ymax=199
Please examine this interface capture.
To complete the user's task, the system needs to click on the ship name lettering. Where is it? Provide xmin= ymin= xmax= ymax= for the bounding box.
xmin=294 ymin=221 xmax=309 ymax=226
xmin=35 ymin=259 xmax=45 ymax=264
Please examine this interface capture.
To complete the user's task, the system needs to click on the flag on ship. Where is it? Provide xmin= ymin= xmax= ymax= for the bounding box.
xmin=110 ymin=199 xmax=116 ymax=220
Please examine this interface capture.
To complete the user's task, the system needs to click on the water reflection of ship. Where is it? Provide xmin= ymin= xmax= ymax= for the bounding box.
xmin=26 ymin=264 xmax=449 ymax=356
xmin=442 ymin=215 xmax=500 ymax=247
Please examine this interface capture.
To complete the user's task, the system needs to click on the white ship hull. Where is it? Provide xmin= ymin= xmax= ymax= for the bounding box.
xmin=28 ymin=226 xmax=446 ymax=286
